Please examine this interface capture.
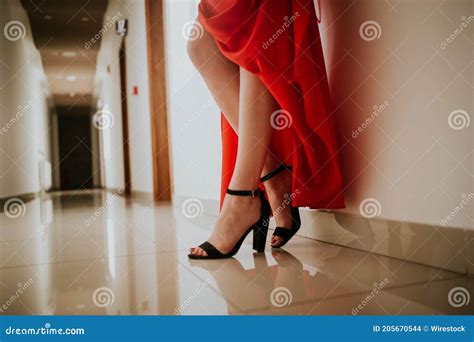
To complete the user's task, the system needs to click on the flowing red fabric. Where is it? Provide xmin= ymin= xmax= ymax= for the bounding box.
xmin=198 ymin=0 xmax=345 ymax=209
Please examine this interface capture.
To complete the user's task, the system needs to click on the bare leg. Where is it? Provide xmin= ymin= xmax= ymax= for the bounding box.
xmin=191 ymin=68 xmax=279 ymax=256
xmin=187 ymin=25 xmax=240 ymax=131
xmin=187 ymin=25 xmax=293 ymax=250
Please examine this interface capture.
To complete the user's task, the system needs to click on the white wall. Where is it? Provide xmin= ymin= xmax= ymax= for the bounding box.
xmin=318 ymin=0 xmax=472 ymax=229
xmin=165 ymin=0 xmax=222 ymax=201
xmin=0 ymin=0 xmax=52 ymax=198
xmin=93 ymin=0 xmax=154 ymax=193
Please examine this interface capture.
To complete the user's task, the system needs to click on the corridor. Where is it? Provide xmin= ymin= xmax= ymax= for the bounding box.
xmin=0 ymin=0 xmax=472 ymax=319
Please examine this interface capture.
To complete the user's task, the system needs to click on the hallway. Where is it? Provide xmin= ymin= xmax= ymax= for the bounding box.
xmin=1 ymin=190 xmax=472 ymax=315
xmin=1 ymin=0 xmax=472 ymax=321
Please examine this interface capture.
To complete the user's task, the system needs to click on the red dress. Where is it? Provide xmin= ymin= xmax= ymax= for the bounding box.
xmin=198 ymin=0 xmax=345 ymax=209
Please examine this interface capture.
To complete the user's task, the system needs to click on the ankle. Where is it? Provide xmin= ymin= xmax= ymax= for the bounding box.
xmin=264 ymin=172 xmax=291 ymax=193
xmin=228 ymin=181 xmax=260 ymax=191
xmin=228 ymin=170 xmax=260 ymax=190
xmin=226 ymin=194 xmax=259 ymax=210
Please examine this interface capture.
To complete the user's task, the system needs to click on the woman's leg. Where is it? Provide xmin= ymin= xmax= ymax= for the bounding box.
xmin=187 ymin=25 xmax=240 ymax=131
xmin=190 ymin=67 xmax=278 ymax=256
xmin=187 ymin=25 xmax=293 ymax=250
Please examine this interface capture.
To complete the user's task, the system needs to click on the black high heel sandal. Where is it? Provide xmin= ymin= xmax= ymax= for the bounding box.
xmin=188 ymin=188 xmax=271 ymax=259
xmin=260 ymin=164 xmax=301 ymax=248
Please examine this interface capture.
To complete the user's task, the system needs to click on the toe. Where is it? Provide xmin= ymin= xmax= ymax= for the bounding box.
xmin=271 ymin=236 xmax=283 ymax=247
xmin=191 ymin=247 xmax=208 ymax=257
xmin=196 ymin=247 xmax=207 ymax=257
xmin=189 ymin=247 xmax=200 ymax=256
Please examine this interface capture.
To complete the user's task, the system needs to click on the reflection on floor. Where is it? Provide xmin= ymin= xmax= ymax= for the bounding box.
xmin=1 ymin=190 xmax=472 ymax=315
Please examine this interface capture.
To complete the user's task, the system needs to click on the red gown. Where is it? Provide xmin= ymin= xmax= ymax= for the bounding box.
xmin=198 ymin=0 xmax=345 ymax=209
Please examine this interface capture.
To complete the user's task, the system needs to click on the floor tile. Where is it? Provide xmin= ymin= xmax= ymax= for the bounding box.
xmin=1 ymin=190 xmax=471 ymax=316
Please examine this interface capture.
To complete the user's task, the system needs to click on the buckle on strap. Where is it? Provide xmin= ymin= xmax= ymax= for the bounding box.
xmin=226 ymin=188 xmax=260 ymax=197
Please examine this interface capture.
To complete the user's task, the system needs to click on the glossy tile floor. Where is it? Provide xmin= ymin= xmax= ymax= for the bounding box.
xmin=1 ymin=190 xmax=472 ymax=315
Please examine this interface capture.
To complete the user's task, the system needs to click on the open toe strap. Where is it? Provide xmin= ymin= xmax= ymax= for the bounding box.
xmin=273 ymin=227 xmax=293 ymax=240
xmin=189 ymin=241 xmax=224 ymax=259
xmin=272 ymin=224 xmax=300 ymax=248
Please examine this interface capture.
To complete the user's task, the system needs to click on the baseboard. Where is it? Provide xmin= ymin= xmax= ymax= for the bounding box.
xmin=0 ymin=192 xmax=40 ymax=213
xmin=300 ymin=210 xmax=473 ymax=276
xmin=130 ymin=190 xmax=155 ymax=202
xmin=104 ymin=188 xmax=156 ymax=205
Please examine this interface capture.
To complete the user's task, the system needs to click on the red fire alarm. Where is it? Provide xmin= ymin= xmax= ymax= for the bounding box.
xmin=132 ymin=86 xmax=139 ymax=95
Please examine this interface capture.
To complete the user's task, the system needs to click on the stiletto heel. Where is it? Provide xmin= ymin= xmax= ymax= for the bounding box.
xmin=260 ymin=164 xmax=301 ymax=248
xmin=188 ymin=188 xmax=271 ymax=259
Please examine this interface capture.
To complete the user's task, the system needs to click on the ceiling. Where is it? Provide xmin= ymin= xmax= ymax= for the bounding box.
xmin=21 ymin=0 xmax=109 ymax=106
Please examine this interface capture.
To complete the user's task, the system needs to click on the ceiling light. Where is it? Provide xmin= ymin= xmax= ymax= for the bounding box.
xmin=44 ymin=15 xmax=52 ymax=20
xmin=66 ymin=75 xmax=77 ymax=82
xmin=69 ymin=92 xmax=76 ymax=97
xmin=62 ymin=51 xmax=77 ymax=58
xmin=81 ymin=17 xmax=89 ymax=22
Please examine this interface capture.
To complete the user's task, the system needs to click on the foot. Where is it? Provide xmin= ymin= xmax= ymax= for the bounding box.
xmin=189 ymin=194 xmax=261 ymax=257
xmin=263 ymin=169 xmax=294 ymax=247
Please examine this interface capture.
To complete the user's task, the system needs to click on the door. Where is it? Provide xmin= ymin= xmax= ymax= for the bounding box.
xmin=120 ymin=41 xmax=132 ymax=195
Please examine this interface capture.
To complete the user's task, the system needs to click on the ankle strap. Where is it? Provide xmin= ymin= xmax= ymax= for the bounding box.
xmin=260 ymin=164 xmax=292 ymax=183
xmin=226 ymin=188 xmax=262 ymax=198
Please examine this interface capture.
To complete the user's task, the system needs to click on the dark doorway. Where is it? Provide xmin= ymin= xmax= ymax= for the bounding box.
xmin=57 ymin=106 xmax=93 ymax=190
xmin=120 ymin=41 xmax=132 ymax=195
